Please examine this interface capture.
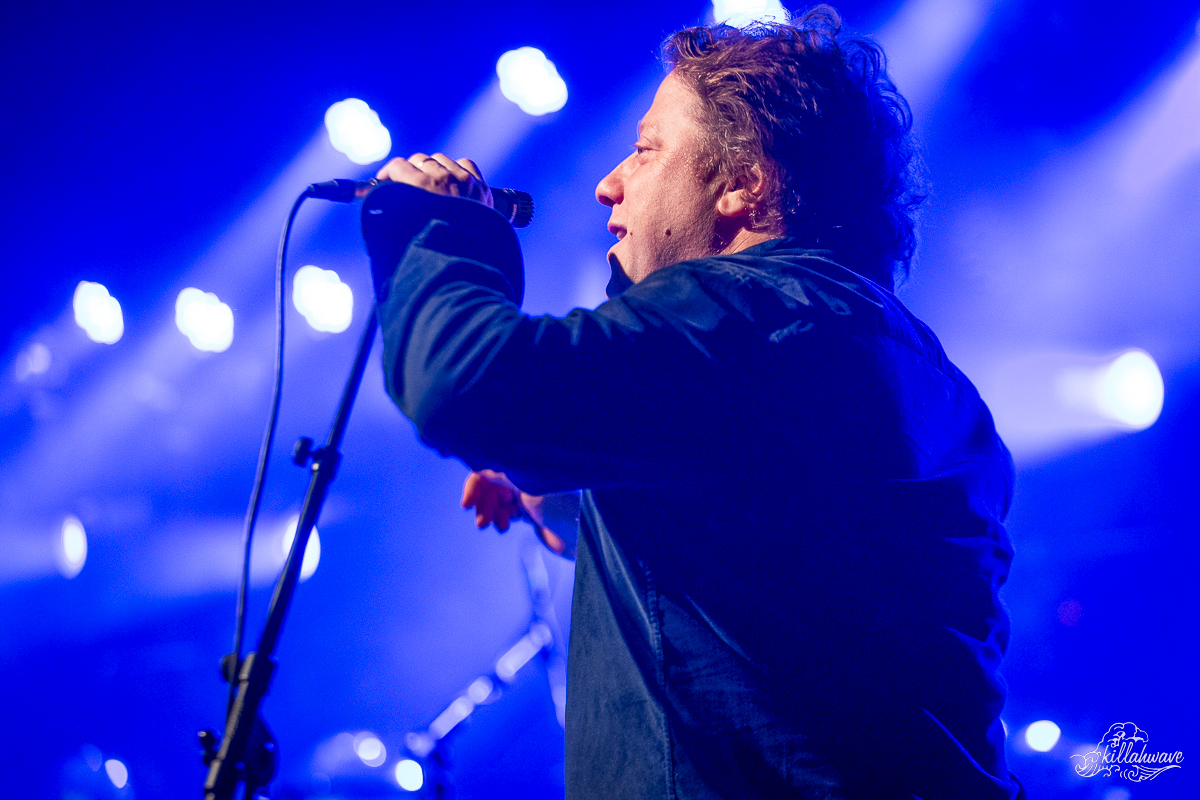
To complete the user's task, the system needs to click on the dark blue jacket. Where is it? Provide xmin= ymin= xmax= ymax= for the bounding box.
xmin=368 ymin=186 xmax=1019 ymax=800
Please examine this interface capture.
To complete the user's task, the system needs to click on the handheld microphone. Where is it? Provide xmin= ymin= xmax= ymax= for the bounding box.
xmin=307 ymin=179 xmax=534 ymax=228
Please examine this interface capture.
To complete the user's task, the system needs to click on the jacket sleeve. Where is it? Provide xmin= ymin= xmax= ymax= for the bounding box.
xmin=368 ymin=187 xmax=761 ymax=496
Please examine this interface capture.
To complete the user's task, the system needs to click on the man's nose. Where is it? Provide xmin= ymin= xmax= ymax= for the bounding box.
xmin=595 ymin=163 xmax=623 ymax=208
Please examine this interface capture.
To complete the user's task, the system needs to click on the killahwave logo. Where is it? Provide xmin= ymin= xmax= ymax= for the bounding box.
xmin=1072 ymin=722 xmax=1183 ymax=782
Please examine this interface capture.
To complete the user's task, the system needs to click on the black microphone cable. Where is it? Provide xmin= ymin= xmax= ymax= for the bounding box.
xmin=227 ymin=187 xmax=309 ymax=712
xmin=227 ymin=178 xmax=534 ymax=712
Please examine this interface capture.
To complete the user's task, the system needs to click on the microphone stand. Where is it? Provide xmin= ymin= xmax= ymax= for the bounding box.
xmin=200 ymin=179 xmax=532 ymax=799
xmin=202 ymin=307 xmax=378 ymax=800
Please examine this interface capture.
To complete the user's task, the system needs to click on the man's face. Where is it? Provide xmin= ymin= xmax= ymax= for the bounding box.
xmin=596 ymin=72 xmax=724 ymax=285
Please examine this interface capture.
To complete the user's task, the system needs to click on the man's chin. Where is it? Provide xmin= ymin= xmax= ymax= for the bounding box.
xmin=605 ymin=251 xmax=634 ymax=298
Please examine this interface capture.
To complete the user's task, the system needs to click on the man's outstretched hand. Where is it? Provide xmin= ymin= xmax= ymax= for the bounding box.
xmin=375 ymin=153 xmax=493 ymax=208
xmin=461 ymin=469 xmax=543 ymax=532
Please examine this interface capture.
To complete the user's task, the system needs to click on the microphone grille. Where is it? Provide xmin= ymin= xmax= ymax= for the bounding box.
xmin=512 ymin=191 xmax=534 ymax=228
xmin=499 ymin=189 xmax=534 ymax=228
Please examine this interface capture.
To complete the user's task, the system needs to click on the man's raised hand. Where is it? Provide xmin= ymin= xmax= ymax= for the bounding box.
xmin=375 ymin=153 xmax=493 ymax=208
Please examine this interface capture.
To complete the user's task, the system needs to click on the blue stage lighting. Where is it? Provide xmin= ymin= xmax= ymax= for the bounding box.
xmin=81 ymin=745 xmax=102 ymax=772
xmin=1097 ymin=349 xmax=1164 ymax=428
xmin=57 ymin=515 xmax=87 ymax=579
xmin=712 ymin=0 xmax=789 ymax=27
xmin=103 ymin=758 xmax=129 ymax=789
xmin=325 ymin=98 xmax=392 ymax=165
xmin=72 ymin=281 xmax=123 ymax=344
xmin=466 ymin=676 xmax=493 ymax=703
xmin=14 ymin=342 xmax=51 ymax=381
xmin=1024 ymin=720 xmax=1061 ymax=753
xmin=495 ymin=622 xmax=552 ymax=680
xmin=293 ymin=265 xmax=354 ymax=333
xmin=353 ymin=733 xmax=386 ymax=767
xmin=496 ymin=47 xmax=568 ymax=116
xmin=1056 ymin=348 xmax=1164 ymax=431
xmin=281 ymin=517 xmax=320 ymax=582
xmin=395 ymin=759 xmax=424 ymax=791
xmin=429 ymin=696 xmax=475 ymax=739
xmin=175 ymin=288 xmax=234 ymax=353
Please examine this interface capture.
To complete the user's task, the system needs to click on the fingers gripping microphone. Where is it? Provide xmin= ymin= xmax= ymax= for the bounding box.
xmin=307 ymin=179 xmax=534 ymax=228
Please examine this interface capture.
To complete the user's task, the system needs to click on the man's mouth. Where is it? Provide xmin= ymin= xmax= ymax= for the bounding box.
xmin=607 ymin=223 xmax=626 ymax=240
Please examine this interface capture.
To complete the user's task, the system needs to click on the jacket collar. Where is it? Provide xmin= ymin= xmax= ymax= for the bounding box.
xmin=606 ymin=237 xmax=879 ymax=299
xmin=735 ymin=236 xmax=836 ymax=261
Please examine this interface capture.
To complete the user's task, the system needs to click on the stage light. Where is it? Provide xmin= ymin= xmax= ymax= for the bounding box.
xmin=712 ymin=0 xmax=789 ymax=27
xmin=14 ymin=342 xmax=51 ymax=380
xmin=1056 ymin=348 xmax=1164 ymax=430
xmin=353 ymin=733 xmax=386 ymax=767
xmin=281 ymin=517 xmax=320 ymax=582
xmin=395 ymin=759 xmax=424 ymax=791
xmin=429 ymin=696 xmax=475 ymax=739
xmin=496 ymin=622 xmax=552 ymax=681
xmin=1057 ymin=599 xmax=1083 ymax=626
xmin=325 ymin=98 xmax=392 ymax=165
xmin=82 ymin=745 xmax=103 ymax=772
xmin=293 ymin=265 xmax=353 ymax=333
xmin=104 ymin=758 xmax=128 ymax=789
xmin=1096 ymin=349 xmax=1164 ymax=428
xmin=57 ymin=515 xmax=87 ymax=578
xmin=1025 ymin=720 xmax=1061 ymax=752
xmin=467 ymin=676 xmax=493 ymax=703
xmin=496 ymin=47 xmax=568 ymax=116
xmin=175 ymin=288 xmax=234 ymax=353
xmin=405 ymin=732 xmax=434 ymax=758
xmin=73 ymin=281 xmax=123 ymax=344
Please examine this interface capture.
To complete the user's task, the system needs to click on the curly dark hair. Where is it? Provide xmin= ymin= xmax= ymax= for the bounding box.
xmin=663 ymin=6 xmax=924 ymax=288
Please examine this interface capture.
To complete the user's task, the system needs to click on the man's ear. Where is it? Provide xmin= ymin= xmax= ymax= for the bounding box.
xmin=716 ymin=186 xmax=752 ymax=218
xmin=715 ymin=166 xmax=768 ymax=221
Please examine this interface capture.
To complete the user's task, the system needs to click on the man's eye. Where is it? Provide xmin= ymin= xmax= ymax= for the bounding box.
xmin=634 ymin=144 xmax=649 ymax=155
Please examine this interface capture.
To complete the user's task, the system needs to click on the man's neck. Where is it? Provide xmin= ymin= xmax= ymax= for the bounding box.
xmin=720 ymin=227 xmax=779 ymax=256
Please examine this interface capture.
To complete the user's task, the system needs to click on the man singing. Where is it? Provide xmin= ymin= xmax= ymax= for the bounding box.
xmin=370 ymin=7 xmax=1020 ymax=799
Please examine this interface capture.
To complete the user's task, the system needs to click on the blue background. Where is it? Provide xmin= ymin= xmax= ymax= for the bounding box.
xmin=1 ymin=1 xmax=1197 ymax=797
